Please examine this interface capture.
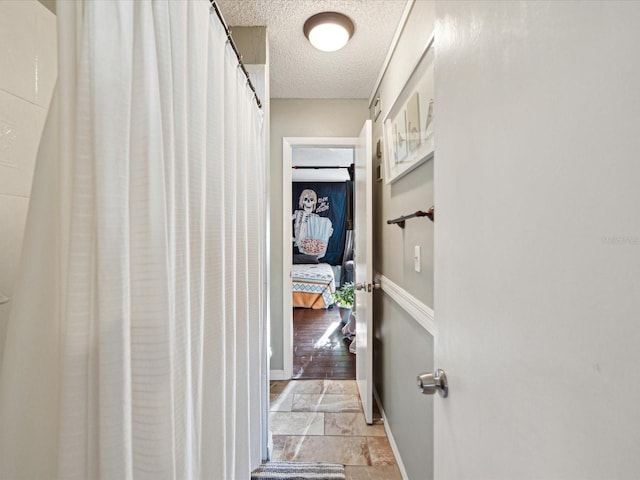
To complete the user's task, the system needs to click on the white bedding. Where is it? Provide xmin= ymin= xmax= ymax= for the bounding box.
xmin=291 ymin=263 xmax=336 ymax=309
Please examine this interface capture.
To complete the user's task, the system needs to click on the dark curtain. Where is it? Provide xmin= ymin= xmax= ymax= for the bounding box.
xmin=345 ymin=180 xmax=353 ymax=230
xmin=292 ymin=182 xmax=348 ymax=265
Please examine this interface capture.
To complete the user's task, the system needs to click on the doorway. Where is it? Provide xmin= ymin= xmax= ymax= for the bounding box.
xmin=282 ymin=137 xmax=359 ymax=381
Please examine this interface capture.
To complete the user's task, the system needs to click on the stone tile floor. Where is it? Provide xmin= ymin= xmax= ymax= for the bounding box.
xmin=270 ymin=379 xmax=402 ymax=480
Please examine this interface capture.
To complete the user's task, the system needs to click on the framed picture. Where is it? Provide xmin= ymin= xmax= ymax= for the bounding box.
xmin=383 ymin=35 xmax=434 ymax=184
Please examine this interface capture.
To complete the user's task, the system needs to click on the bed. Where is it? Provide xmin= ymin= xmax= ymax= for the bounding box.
xmin=292 ymin=263 xmax=336 ymax=309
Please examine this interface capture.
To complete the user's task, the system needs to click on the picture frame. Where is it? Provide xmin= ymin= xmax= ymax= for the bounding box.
xmin=383 ymin=35 xmax=434 ymax=184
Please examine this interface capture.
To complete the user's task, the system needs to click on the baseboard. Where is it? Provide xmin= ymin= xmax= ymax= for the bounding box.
xmin=269 ymin=369 xmax=287 ymax=381
xmin=373 ymin=387 xmax=409 ymax=480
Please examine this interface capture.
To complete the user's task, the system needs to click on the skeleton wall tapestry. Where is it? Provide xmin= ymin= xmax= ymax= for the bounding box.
xmin=292 ymin=182 xmax=348 ymax=265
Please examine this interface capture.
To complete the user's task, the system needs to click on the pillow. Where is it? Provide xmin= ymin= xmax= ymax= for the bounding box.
xmin=293 ymin=254 xmax=319 ymax=264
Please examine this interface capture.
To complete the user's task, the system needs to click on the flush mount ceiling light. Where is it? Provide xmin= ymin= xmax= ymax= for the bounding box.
xmin=303 ymin=12 xmax=354 ymax=52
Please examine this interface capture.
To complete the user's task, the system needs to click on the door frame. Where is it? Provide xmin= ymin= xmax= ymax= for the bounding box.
xmin=281 ymin=136 xmax=358 ymax=379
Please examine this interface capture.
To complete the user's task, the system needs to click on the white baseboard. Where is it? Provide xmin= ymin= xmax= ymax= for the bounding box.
xmin=373 ymin=387 xmax=409 ymax=480
xmin=269 ymin=369 xmax=287 ymax=381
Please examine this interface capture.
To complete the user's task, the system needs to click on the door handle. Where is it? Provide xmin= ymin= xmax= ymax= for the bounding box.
xmin=355 ymin=282 xmax=381 ymax=292
xmin=417 ymin=369 xmax=448 ymax=397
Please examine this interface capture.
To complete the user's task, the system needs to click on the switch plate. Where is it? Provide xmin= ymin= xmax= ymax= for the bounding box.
xmin=414 ymin=245 xmax=421 ymax=272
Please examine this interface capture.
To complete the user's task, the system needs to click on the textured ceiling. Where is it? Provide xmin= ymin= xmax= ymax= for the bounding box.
xmin=216 ymin=0 xmax=408 ymax=99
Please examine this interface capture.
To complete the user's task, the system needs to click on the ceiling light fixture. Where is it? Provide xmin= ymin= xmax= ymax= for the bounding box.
xmin=303 ymin=12 xmax=354 ymax=52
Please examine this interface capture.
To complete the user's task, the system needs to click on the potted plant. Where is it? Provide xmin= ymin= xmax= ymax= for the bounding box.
xmin=333 ymin=282 xmax=354 ymax=324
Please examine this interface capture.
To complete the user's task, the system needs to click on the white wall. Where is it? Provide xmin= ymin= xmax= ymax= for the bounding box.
xmin=269 ymin=99 xmax=369 ymax=371
xmin=0 ymin=0 xmax=56 ymax=357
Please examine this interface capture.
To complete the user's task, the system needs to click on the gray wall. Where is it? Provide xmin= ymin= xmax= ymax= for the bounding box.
xmin=269 ymin=99 xmax=369 ymax=370
xmin=374 ymin=292 xmax=434 ymax=480
xmin=37 ymin=0 xmax=55 ymax=14
xmin=370 ymin=2 xmax=435 ymax=479
xmin=231 ymin=27 xmax=267 ymax=65
xmin=372 ymin=1 xmax=435 ymax=307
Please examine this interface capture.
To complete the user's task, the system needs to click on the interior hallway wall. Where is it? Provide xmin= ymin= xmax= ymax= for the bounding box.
xmin=369 ymin=1 xmax=435 ymax=479
xmin=0 ymin=0 xmax=56 ymax=359
xmin=37 ymin=0 xmax=56 ymax=14
xmin=269 ymin=99 xmax=368 ymax=372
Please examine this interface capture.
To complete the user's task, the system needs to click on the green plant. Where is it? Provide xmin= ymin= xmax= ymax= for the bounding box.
xmin=333 ymin=282 xmax=354 ymax=307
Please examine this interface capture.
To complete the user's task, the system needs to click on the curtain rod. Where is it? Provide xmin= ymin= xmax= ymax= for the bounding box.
xmin=210 ymin=1 xmax=262 ymax=109
xmin=292 ymin=166 xmax=352 ymax=170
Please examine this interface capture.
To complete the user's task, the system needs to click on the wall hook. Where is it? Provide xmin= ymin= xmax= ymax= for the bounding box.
xmin=387 ymin=206 xmax=434 ymax=228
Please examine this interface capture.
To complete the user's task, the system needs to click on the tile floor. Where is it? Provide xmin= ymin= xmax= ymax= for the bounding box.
xmin=270 ymin=379 xmax=402 ymax=480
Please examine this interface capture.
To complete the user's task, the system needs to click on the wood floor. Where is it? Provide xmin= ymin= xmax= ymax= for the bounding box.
xmin=292 ymin=307 xmax=356 ymax=379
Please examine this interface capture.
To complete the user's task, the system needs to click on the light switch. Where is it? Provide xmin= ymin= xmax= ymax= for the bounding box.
xmin=414 ymin=245 xmax=421 ymax=272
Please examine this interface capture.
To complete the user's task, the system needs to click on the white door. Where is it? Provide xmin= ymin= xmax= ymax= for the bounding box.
xmin=434 ymin=2 xmax=640 ymax=478
xmin=354 ymin=120 xmax=373 ymax=424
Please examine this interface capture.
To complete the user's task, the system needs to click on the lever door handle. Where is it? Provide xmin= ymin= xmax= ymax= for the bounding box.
xmin=356 ymin=282 xmax=381 ymax=292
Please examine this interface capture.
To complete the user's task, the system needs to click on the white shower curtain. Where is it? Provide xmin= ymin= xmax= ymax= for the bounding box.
xmin=0 ymin=1 xmax=265 ymax=479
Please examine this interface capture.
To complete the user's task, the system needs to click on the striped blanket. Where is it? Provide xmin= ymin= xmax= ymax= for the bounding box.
xmin=292 ymin=263 xmax=335 ymax=309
